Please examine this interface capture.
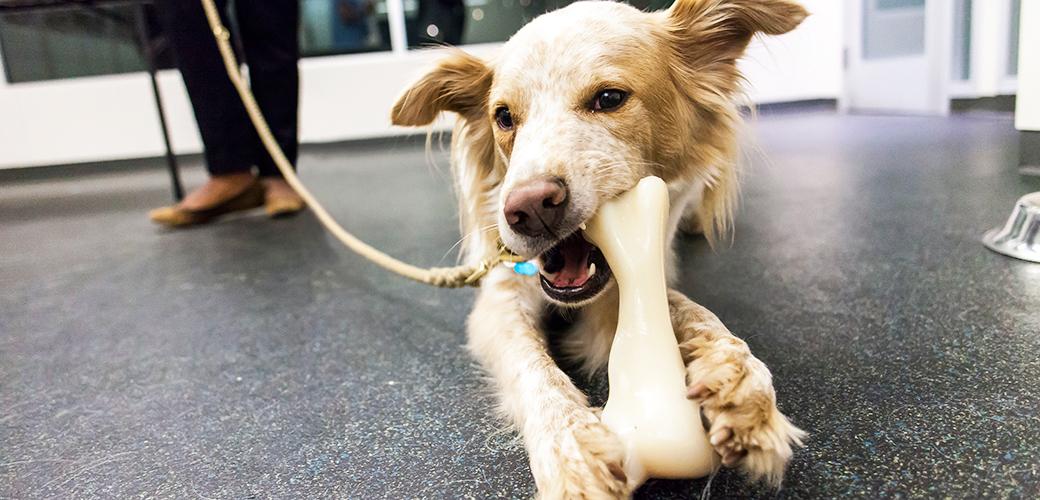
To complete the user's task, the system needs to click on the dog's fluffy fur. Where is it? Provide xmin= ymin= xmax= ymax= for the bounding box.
xmin=392 ymin=0 xmax=808 ymax=496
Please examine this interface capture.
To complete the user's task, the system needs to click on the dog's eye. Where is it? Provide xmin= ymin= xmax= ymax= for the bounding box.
xmin=495 ymin=106 xmax=514 ymax=131
xmin=591 ymin=89 xmax=628 ymax=112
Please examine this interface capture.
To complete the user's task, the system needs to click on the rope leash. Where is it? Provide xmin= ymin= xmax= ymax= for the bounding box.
xmin=198 ymin=0 xmax=521 ymax=288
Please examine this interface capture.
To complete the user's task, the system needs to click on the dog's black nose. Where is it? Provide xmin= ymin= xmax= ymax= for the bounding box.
xmin=504 ymin=177 xmax=568 ymax=237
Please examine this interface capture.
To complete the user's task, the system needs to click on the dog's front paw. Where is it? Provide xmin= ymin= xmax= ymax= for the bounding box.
xmin=530 ymin=411 xmax=631 ymax=500
xmin=687 ymin=353 xmax=806 ymax=487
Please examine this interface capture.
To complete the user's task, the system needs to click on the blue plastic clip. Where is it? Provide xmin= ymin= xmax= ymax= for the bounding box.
xmin=513 ymin=261 xmax=538 ymax=276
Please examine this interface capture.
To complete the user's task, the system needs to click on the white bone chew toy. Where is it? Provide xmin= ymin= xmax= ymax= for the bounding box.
xmin=583 ymin=176 xmax=718 ymax=486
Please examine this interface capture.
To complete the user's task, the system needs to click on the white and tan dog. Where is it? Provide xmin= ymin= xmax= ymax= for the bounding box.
xmin=392 ymin=0 xmax=808 ymax=496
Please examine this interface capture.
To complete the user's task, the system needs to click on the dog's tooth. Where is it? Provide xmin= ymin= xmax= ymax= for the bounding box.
xmin=579 ymin=222 xmax=588 ymax=231
xmin=589 ymin=262 xmax=596 ymax=277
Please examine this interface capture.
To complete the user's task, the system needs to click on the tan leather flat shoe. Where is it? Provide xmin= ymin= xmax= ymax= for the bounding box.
xmin=149 ymin=181 xmax=265 ymax=227
xmin=264 ymin=191 xmax=306 ymax=218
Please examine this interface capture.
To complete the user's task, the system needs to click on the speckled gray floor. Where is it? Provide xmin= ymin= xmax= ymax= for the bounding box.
xmin=2 ymin=112 xmax=1039 ymax=499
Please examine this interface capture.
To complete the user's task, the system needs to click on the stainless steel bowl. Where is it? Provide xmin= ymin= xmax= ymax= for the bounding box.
xmin=983 ymin=192 xmax=1040 ymax=263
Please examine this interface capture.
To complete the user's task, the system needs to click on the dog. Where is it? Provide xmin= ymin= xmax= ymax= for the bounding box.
xmin=391 ymin=0 xmax=808 ymax=496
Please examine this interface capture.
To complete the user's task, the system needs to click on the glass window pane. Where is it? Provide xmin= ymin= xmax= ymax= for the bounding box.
xmin=1009 ymin=0 xmax=1020 ymax=76
xmin=0 ymin=1 xmax=393 ymax=84
xmin=876 ymin=0 xmax=924 ymax=10
xmin=0 ymin=5 xmax=165 ymax=84
xmin=300 ymin=0 xmax=392 ymax=55
xmin=951 ymin=0 xmax=972 ymax=81
xmin=406 ymin=0 xmax=673 ymax=49
xmin=862 ymin=0 xmax=925 ymax=60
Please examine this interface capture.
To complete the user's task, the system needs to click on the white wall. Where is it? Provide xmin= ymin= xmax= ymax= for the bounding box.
xmin=741 ymin=0 xmax=844 ymax=104
xmin=0 ymin=0 xmax=843 ymax=170
xmin=0 ymin=48 xmax=483 ymax=169
xmin=1015 ymin=0 xmax=1039 ymax=131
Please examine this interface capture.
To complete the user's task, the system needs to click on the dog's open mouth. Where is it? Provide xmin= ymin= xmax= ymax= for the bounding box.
xmin=538 ymin=232 xmax=613 ymax=304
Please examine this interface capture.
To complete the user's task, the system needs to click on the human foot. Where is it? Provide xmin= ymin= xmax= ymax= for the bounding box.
xmin=179 ymin=172 xmax=258 ymax=211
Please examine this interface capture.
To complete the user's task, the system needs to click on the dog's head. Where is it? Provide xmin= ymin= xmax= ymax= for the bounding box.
xmin=393 ymin=0 xmax=806 ymax=306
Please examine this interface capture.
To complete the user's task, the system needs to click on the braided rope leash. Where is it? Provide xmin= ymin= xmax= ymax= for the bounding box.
xmin=197 ymin=0 xmax=521 ymax=288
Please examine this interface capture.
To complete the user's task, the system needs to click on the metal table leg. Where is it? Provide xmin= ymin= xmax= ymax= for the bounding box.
xmin=133 ymin=3 xmax=183 ymax=201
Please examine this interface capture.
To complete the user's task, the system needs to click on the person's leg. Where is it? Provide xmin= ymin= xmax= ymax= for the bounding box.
xmin=234 ymin=0 xmax=304 ymax=215
xmin=235 ymin=0 xmax=300 ymax=178
xmin=154 ymin=0 xmax=259 ymax=212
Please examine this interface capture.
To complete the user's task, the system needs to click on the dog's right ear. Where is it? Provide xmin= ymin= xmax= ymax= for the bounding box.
xmin=391 ymin=50 xmax=493 ymax=126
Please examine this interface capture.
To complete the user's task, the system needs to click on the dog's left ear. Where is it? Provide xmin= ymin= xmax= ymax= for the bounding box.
xmin=666 ymin=0 xmax=808 ymax=69
xmin=391 ymin=50 xmax=493 ymax=126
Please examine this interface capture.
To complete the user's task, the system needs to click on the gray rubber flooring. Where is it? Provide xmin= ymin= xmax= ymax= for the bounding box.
xmin=2 ymin=112 xmax=1039 ymax=499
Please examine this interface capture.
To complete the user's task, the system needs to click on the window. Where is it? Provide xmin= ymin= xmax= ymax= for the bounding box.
xmin=1008 ymin=0 xmax=1020 ymax=76
xmin=951 ymin=0 xmax=972 ymax=81
xmin=0 ymin=1 xmax=395 ymax=84
xmin=862 ymin=0 xmax=926 ymax=60
xmin=0 ymin=4 xmax=167 ymax=83
xmin=0 ymin=0 xmax=674 ymax=83
xmin=401 ymin=0 xmax=672 ymax=49
xmin=301 ymin=0 xmax=392 ymax=55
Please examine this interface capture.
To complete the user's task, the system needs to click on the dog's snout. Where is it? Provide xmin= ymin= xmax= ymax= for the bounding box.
xmin=504 ymin=177 xmax=569 ymax=237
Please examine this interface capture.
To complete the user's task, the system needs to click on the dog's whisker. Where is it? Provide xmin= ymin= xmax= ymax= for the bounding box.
xmin=439 ymin=223 xmax=500 ymax=264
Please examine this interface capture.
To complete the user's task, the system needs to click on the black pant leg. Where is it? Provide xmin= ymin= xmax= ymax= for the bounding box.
xmin=234 ymin=0 xmax=301 ymax=178
xmin=156 ymin=0 xmax=259 ymax=176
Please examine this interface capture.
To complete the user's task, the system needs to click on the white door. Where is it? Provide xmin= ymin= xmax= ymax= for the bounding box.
xmin=845 ymin=0 xmax=952 ymax=114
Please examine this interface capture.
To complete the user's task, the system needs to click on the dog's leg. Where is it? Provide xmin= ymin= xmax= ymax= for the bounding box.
xmin=678 ymin=196 xmax=705 ymax=235
xmin=469 ymin=268 xmax=630 ymax=499
xmin=668 ymin=290 xmax=806 ymax=487
xmin=677 ymin=180 xmax=706 ymax=236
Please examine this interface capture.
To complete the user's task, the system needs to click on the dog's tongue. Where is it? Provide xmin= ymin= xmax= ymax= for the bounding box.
xmin=554 ymin=237 xmax=592 ymax=288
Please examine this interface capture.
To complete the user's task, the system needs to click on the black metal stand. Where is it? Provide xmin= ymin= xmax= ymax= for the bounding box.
xmin=132 ymin=3 xmax=183 ymax=201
